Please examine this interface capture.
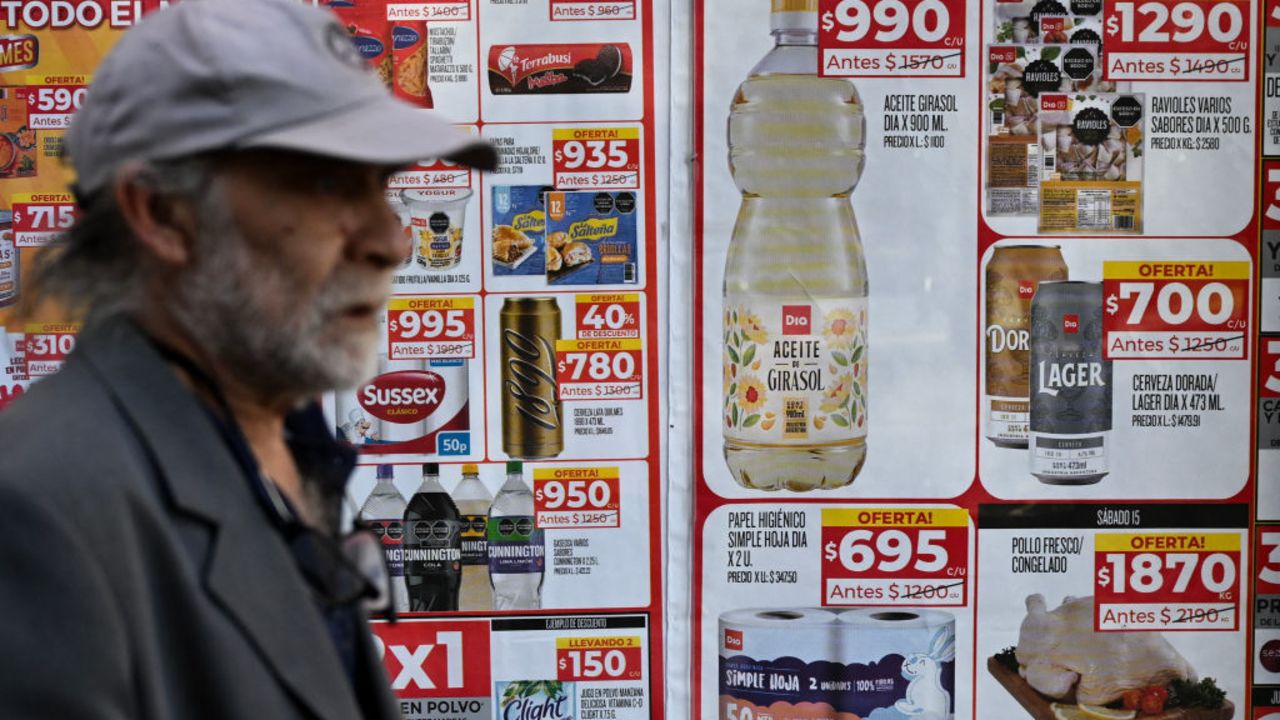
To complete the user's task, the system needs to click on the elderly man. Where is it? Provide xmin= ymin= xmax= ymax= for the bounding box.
xmin=0 ymin=1 xmax=493 ymax=718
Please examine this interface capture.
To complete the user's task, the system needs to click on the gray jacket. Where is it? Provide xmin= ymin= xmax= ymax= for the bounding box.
xmin=0 ymin=317 xmax=400 ymax=720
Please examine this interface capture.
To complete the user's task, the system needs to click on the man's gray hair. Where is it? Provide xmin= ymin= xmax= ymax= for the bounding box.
xmin=26 ymin=157 xmax=215 ymax=322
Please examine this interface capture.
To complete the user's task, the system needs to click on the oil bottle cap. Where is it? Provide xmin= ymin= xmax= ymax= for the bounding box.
xmin=771 ymin=0 xmax=818 ymax=33
xmin=772 ymin=0 xmax=817 ymax=10
xmin=462 ymin=463 xmax=479 ymax=474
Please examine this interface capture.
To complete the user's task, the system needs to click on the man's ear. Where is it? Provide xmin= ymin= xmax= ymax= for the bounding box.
xmin=112 ymin=161 xmax=200 ymax=266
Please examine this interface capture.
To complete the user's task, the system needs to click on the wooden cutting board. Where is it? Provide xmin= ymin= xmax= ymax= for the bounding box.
xmin=986 ymin=656 xmax=1235 ymax=720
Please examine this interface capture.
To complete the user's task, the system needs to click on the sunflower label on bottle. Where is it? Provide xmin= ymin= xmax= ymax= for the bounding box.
xmin=723 ymin=299 xmax=867 ymax=444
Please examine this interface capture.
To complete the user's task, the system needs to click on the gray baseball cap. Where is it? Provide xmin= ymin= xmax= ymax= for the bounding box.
xmin=65 ymin=0 xmax=495 ymax=200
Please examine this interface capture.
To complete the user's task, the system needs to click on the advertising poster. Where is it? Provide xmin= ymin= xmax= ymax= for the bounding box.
xmin=687 ymin=0 xmax=1264 ymax=719
xmin=0 ymin=1 xmax=670 ymax=719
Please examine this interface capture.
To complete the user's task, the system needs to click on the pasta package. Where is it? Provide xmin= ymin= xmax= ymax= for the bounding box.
xmin=326 ymin=2 xmax=392 ymax=89
xmin=392 ymin=20 xmax=433 ymax=108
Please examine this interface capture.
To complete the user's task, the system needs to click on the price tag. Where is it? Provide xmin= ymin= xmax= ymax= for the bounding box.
xmin=552 ymin=128 xmax=641 ymax=190
xmin=385 ymin=1 xmax=472 ymax=21
xmin=576 ymin=293 xmax=641 ymax=339
xmin=820 ymin=508 xmax=968 ymax=606
xmin=386 ymin=297 xmax=476 ymax=359
xmin=388 ymin=159 xmax=472 ymax=190
xmin=23 ymin=323 xmax=78 ymax=378
xmin=549 ymin=0 xmax=637 ymax=21
xmin=1262 ymin=339 xmax=1280 ymax=398
xmin=1102 ymin=261 xmax=1249 ymax=359
xmin=818 ymin=0 xmax=966 ymax=77
xmin=556 ymin=637 xmax=643 ymax=681
xmin=1102 ymin=0 xmax=1251 ymax=81
xmin=16 ymin=81 xmax=87 ymax=130
xmin=11 ymin=193 xmax=76 ymax=247
xmin=1257 ymin=527 xmax=1280 ymax=595
xmin=1094 ymin=532 xmax=1241 ymax=630
xmin=555 ymin=339 xmax=642 ymax=400
xmin=533 ymin=467 xmax=621 ymax=529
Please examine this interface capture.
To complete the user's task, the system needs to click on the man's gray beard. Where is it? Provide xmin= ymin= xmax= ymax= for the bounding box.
xmin=167 ymin=188 xmax=383 ymax=405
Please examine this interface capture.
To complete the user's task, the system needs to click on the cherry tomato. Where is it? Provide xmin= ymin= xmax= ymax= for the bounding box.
xmin=1139 ymin=685 xmax=1168 ymax=715
xmin=1121 ymin=689 xmax=1142 ymax=710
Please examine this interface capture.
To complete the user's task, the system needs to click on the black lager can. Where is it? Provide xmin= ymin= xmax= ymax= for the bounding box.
xmin=1028 ymin=281 xmax=1111 ymax=484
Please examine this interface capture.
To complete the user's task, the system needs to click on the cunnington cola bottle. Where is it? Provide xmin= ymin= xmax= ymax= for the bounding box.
xmin=722 ymin=0 xmax=869 ymax=491
xmin=403 ymin=463 xmax=463 ymax=611
xmin=452 ymin=463 xmax=493 ymax=611
xmin=487 ymin=461 xmax=545 ymax=610
xmin=359 ymin=464 xmax=410 ymax=613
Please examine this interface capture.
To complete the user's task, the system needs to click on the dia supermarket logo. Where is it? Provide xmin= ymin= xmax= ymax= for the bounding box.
xmin=782 ymin=305 xmax=811 ymax=336
xmin=723 ymin=627 xmax=743 ymax=651
xmin=1062 ymin=313 xmax=1080 ymax=334
xmin=496 ymin=680 xmax=576 ymax=720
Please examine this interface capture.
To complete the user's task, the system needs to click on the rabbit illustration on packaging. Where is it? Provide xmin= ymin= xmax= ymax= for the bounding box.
xmin=893 ymin=627 xmax=955 ymax=719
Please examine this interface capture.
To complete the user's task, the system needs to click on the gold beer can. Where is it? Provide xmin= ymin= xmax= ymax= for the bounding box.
xmin=984 ymin=244 xmax=1068 ymax=448
xmin=500 ymin=297 xmax=563 ymax=459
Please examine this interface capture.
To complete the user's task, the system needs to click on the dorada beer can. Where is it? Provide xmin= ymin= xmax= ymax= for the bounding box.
xmin=500 ymin=297 xmax=563 ymax=459
xmin=984 ymin=244 xmax=1068 ymax=448
xmin=1029 ymin=281 xmax=1111 ymax=484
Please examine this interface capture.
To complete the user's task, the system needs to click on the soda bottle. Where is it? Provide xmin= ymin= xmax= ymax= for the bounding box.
xmin=403 ymin=462 xmax=462 ymax=611
xmin=487 ymin=461 xmax=544 ymax=610
xmin=722 ymin=0 xmax=869 ymax=491
xmin=452 ymin=463 xmax=493 ymax=611
xmin=358 ymin=464 xmax=410 ymax=613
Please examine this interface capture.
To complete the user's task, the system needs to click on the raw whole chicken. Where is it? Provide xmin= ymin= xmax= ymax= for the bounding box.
xmin=1015 ymin=594 xmax=1197 ymax=705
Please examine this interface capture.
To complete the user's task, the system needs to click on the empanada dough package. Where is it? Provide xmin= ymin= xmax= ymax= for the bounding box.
xmin=490 ymin=184 xmax=549 ymax=277
xmin=1038 ymin=93 xmax=1145 ymax=234
xmin=544 ymin=190 xmax=639 ymax=286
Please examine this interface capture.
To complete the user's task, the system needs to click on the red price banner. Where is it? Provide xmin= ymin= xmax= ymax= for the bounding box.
xmin=384 ymin=1 xmax=472 ymax=21
xmin=11 ymin=193 xmax=76 ymax=247
xmin=555 ymin=338 xmax=643 ymax=400
xmin=1257 ymin=527 xmax=1280 ymax=595
xmin=1094 ymin=532 xmax=1240 ymax=631
xmin=16 ymin=81 xmax=87 ymax=130
xmin=1270 ymin=0 xmax=1280 ymax=25
xmin=549 ymin=0 xmax=637 ymax=21
xmin=1268 ymin=164 xmax=1280 ymax=229
xmin=533 ymin=467 xmax=621 ymax=529
xmin=1102 ymin=261 xmax=1250 ymax=360
xmin=820 ymin=508 xmax=968 ymax=606
xmin=371 ymin=619 xmax=492 ymax=697
xmin=1262 ymin=338 xmax=1280 ymax=398
xmin=386 ymin=297 xmax=476 ymax=360
xmin=818 ymin=0 xmax=965 ymax=77
xmin=1102 ymin=0 xmax=1251 ymax=81
xmin=22 ymin=323 xmax=78 ymax=379
xmin=552 ymin=127 xmax=641 ymax=190
xmin=576 ymin=293 xmax=641 ymax=339
xmin=556 ymin=636 xmax=643 ymax=681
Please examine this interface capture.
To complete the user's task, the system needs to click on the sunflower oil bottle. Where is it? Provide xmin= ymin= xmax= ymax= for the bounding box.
xmin=722 ymin=0 xmax=869 ymax=491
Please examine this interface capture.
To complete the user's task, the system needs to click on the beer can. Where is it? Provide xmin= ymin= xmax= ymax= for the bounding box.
xmin=500 ymin=297 xmax=563 ymax=459
xmin=1028 ymin=281 xmax=1111 ymax=484
xmin=0 ymin=211 xmax=17 ymax=308
xmin=984 ymin=244 xmax=1068 ymax=448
